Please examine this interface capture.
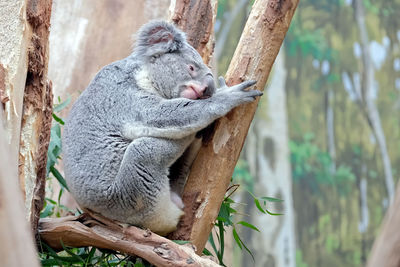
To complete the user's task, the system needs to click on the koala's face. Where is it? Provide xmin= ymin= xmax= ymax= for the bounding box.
xmin=148 ymin=45 xmax=215 ymax=99
xmin=134 ymin=21 xmax=216 ymax=100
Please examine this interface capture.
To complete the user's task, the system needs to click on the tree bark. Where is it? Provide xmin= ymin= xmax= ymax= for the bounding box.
xmin=169 ymin=0 xmax=218 ymax=65
xmin=0 ymin=0 xmax=31 ymax=184
xmin=39 ymin=213 xmax=219 ymax=267
xmin=171 ymin=0 xmax=299 ymax=252
xmin=0 ymin=111 xmax=39 ymax=266
xmin=18 ymin=0 xmax=53 ymax=237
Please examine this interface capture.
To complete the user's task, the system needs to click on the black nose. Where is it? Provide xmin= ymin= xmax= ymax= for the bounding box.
xmin=203 ymin=73 xmax=216 ymax=97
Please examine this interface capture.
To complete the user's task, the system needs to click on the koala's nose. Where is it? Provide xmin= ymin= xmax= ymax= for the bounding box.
xmin=202 ymin=73 xmax=216 ymax=98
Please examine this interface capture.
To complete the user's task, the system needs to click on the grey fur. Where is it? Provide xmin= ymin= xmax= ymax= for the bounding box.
xmin=63 ymin=21 xmax=262 ymax=235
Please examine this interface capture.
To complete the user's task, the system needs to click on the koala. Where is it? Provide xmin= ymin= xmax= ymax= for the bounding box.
xmin=62 ymin=20 xmax=262 ymax=236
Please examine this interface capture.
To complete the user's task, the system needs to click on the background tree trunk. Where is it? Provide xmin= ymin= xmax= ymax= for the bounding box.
xmin=243 ymin=48 xmax=296 ymax=267
xmin=49 ymin=0 xmax=170 ymax=108
xmin=354 ymin=0 xmax=395 ymax=203
xmin=174 ymin=0 xmax=299 ymax=253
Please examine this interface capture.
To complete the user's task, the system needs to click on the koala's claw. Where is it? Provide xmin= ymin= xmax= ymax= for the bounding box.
xmin=239 ymin=80 xmax=257 ymax=91
xmin=218 ymin=76 xmax=227 ymax=88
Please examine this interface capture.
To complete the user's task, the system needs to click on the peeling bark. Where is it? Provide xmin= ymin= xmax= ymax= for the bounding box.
xmin=172 ymin=0 xmax=299 ymax=252
xmin=19 ymin=0 xmax=53 ymax=237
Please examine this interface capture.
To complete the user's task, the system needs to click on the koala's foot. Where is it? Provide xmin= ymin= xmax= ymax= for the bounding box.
xmin=143 ymin=191 xmax=184 ymax=236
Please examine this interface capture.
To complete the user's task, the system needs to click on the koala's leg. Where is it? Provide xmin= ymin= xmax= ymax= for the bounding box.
xmin=113 ymin=136 xmax=193 ymax=235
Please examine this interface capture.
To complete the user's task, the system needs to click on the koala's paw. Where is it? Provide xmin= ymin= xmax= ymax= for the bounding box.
xmin=217 ymin=76 xmax=262 ymax=104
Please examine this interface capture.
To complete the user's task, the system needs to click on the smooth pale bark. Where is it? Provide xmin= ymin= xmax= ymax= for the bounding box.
xmin=173 ymin=0 xmax=299 ymax=252
xmin=0 ymin=0 xmax=30 ymax=185
xmin=18 ymin=0 xmax=53 ymax=236
xmin=243 ymin=49 xmax=296 ymax=267
xmin=39 ymin=213 xmax=219 ymax=267
xmin=354 ymin=0 xmax=395 ymax=202
xmin=0 ymin=112 xmax=39 ymax=266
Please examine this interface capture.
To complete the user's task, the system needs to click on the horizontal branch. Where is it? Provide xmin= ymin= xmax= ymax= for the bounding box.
xmin=39 ymin=212 xmax=219 ymax=267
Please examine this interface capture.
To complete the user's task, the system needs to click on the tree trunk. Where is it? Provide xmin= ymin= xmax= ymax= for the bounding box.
xmin=0 ymin=0 xmax=53 ymax=237
xmin=18 ymin=0 xmax=53 ymax=237
xmin=244 ymin=48 xmax=296 ymax=267
xmin=354 ymin=0 xmax=395 ymax=202
xmin=172 ymin=0 xmax=299 ymax=252
xmin=0 ymin=0 xmax=31 ymax=184
xmin=0 ymin=110 xmax=39 ymax=266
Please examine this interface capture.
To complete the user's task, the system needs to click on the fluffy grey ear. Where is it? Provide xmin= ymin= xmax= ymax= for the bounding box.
xmin=134 ymin=20 xmax=186 ymax=58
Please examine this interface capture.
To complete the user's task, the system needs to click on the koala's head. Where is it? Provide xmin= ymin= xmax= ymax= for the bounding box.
xmin=133 ymin=21 xmax=215 ymax=100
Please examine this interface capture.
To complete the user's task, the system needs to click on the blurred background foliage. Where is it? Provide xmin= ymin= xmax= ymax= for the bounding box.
xmin=216 ymin=0 xmax=400 ymax=266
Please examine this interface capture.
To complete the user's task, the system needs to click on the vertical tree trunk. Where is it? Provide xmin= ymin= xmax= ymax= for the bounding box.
xmin=354 ymin=0 xmax=395 ymax=202
xmin=325 ymin=89 xmax=336 ymax=174
xmin=0 ymin=110 xmax=40 ymax=267
xmin=0 ymin=0 xmax=53 ymax=236
xmin=244 ymin=48 xmax=296 ymax=267
xmin=19 ymin=0 xmax=53 ymax=237
xmin=0 ymin=0 xmax=31 ymax=179
xmin=173 ymin=0 xmax=299 ymax=252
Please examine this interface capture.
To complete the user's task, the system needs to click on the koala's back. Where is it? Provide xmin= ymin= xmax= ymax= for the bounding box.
xmin=63 ymin=57 xmax=140 ymax=208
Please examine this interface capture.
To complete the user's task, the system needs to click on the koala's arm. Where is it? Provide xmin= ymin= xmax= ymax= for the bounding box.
xmin=123 ymin=79 xmax=262 ymax=140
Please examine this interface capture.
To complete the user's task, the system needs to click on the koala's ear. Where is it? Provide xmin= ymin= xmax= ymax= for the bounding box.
xmin=134 ymin=20 xmax=186 ymax=58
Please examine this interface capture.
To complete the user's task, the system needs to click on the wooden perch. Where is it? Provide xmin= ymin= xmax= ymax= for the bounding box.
xmin=39 ymin=213 xmax=219 ymax=267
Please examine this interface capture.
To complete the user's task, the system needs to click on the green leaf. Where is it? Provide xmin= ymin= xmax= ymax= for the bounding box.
xmin=254 ymin=198 xmax=266 ymax=214
xmin=237 ymin=221 xmax=260 ymax=232
xmin=50 ymin=166 xmax=69 ymax=190
xmin=52 ymin=113 xmax=65 ymax=125
xmin=260 ymin=196 xmax=283 ymax=203
xmin=232 ymin=228 xmax=242 ymax=250
xmin=53 ymin=96 xmax=71 ymax=113
xmin=202 ymin=247 xmax=213 ymax=256
xmin=172 ymin=240 xmax=191 ymax=245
